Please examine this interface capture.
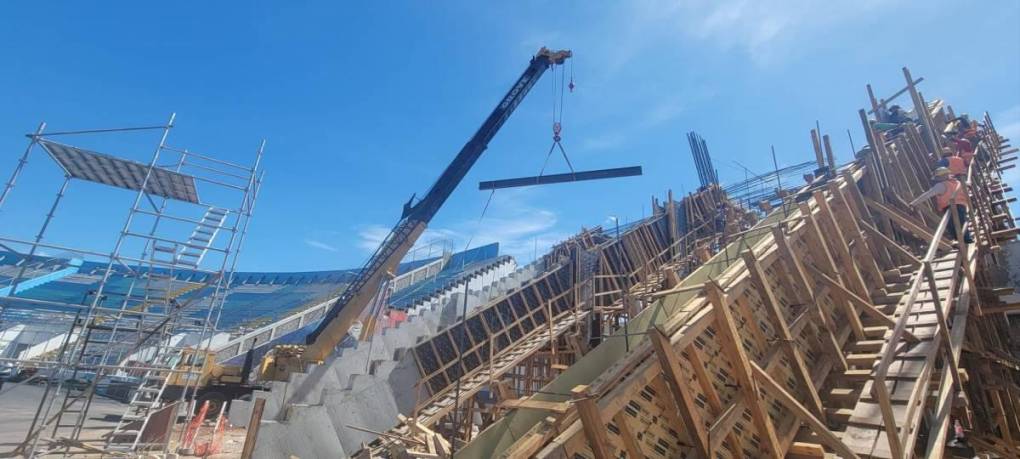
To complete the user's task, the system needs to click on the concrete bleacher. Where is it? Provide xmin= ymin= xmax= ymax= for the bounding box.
xmin=214 ymin=244 xmax=505 ymax=364
xmin=0 ymin=245 xmax=498 ymax=371
xmin=0 ymin=252 xmax=83 ymax=297
xmin=229 ymin=256 xmax=542 ymax=458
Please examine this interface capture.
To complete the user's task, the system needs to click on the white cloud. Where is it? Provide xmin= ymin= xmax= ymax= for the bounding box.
xmin=355 ymin=189 xmax=570 ymax=263
xmin=304 ymin=238 xmax=339 ymax=252
xmin=355 ymin=225 xmax=392 ymax=252
xmin=611 ymin=0 xmax=893 ymax=67
xmin=642 ymin=96 xmax=687 ymax=128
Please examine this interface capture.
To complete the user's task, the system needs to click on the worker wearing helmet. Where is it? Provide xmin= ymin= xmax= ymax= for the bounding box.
xmin=909 ymin=167 xmax=973 ymax=243
xmin=937 ymin=147 xmax=967 ymax=178
xmin=954 ymin=136 xmax=976 ymax=165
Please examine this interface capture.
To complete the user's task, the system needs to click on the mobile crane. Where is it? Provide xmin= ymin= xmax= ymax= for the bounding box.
xmin=260 ymin=47 xmax=572 ymax=381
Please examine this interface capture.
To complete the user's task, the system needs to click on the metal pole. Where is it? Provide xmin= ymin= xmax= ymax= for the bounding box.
xmin=6 ymin=176 xmax=71 ymax=296
xmin=180 ymin=141 xmax=264 ymax=443
xmin=30 ymin=114 xmax=175 ymax=452
xmin=0 ymin=122 xmax=45 ymax=210
xmin=771 ymin=146 xmax=788 ymax=217
xmin=83 ymin=113 xmax=175 ymax=322
xmin=18 ymin=291 xmax=92 ymax=453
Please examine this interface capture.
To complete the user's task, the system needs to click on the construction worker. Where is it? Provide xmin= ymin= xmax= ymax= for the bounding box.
xmin=954 ymin=136 xmax=976 ymax=165
xmin=937 ymin=147 xmax=966 ymax=177
xmin=909 ymin=167 xmax=973 ymax=243
xmin=886 ymin=105 xmax=912 ymax=124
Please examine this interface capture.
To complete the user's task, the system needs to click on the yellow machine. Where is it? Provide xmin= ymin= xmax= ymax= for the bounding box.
xmin=258 ymin=345 xmax=306 ymax=382
xmin=162 ymin=347 xmax=266 ymax=413
xmin=258 ymin=47 xmax=573 ymax=382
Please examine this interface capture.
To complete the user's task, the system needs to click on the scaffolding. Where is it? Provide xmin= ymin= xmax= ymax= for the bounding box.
xmin=0 ymin=115 xmax=264 ymax=456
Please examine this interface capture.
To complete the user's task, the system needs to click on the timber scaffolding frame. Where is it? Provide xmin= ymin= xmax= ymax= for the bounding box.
xmin=360 ymin=179 xmax=757 ymax=457
xmin=361 ymin=180 xmax=758 ymax=454
xmin=361 ymin=67 xmax=1020 ymax=459
xmin=0 ymin=116 xmax=265 ymax=457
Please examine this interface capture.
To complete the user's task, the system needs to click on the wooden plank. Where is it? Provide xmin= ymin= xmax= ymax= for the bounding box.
xmin=741 ymin=250 xmax=826 ymax=420
xmin=611 ymin=412 xmax=644 ymax=459
xmin=499 ymin=398 xmax=571 ymax=414
xmin=751 ymin=362 xmax=861 ymax=459
xmin=240 ymin=398 xmax=266 ymax=459
xmin=771 ymin=226 xmax=848 ymax=372
xmin=571 ymin=385 xmax=613 ymax=459
xmin=685 ymin=341 xmax=740 ymax=453
xmin=813 ymin=190 xmax=871 ymax=298
xmin=705 ymin=281 xmax=783 ymax=459
xmin=808 ymin=265 xmax=920 ymax=343
xmin=798 ymin=201 xmax=867 ymax=340
xmin=648 ymin=326 xmax=711 ymax=458
xmin=788 ymin=442 xmax=825 ymax=459
xmin=864 ymin=197 xmax=952 ymax=251
xmin=860 ymin=221 xmax=920 ymax=266
xmin=830 ymin=182 xmax=886 ymax=285
xmin=708 ymin=401 xmax=744 ymax=453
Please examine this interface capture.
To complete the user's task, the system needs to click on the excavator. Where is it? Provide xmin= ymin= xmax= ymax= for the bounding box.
xmin=257 ymin=47 xmax=573 ymax=381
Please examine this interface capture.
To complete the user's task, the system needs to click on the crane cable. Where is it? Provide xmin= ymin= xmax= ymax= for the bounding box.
xmin=538 ymin=63 xmax=575 ymax=178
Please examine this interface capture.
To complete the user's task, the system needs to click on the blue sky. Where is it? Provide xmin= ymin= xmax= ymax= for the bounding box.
xmin=1 ymin=1 xmax=1018 ymax=271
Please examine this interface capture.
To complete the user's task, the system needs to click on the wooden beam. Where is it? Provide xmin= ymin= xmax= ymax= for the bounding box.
xmin=612 ymin=412 xmax=644 ymax=459
xmin=860 ymin=221 xmax=920 ymax=266
xmin=685 ymin=342 xmax=740 ymax=453
xmin=812 ymin=190 xmax=871 ymax=298
xmin=750 ymin=362 xmax=861 ymax=459
xmin=499 ymin=398 xmax=572 ymax=414
xmin=705 ymin=281 xmax=783 ymax=459
xmin=741 ymin=250 xmax=826 ymax=420
xmin=571 ymin=385 xmax=613 ymax=459
xmin=240 ymin=398 xmax=267 ymax=459
xmin=981 ymin=302 xmax=1020 ymax=315
xmin=708 ymin=401 xmax=745 ymax=453
xmin=771 ymin=226 xmax=848 ymax=372
xmin=648 ymin=327 xmax=711 ymax=458
xmin=788 ymin=442 xmax=826 ymax=459
xmin=840 ymin=170 xmax=895 ymax=267
xmin=798 ymin=201 xmax=866 ymax=340
xmin=808 ymin=265 xmax=920 ymax=343
xmin=830 ymin=182 xmax=886 ymax=285
xmin=864 ymin=196 xmax=952 ymax=250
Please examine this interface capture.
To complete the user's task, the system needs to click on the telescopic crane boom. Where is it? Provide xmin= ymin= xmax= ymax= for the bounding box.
xmin=298 ymin=47 xmax=572 ymax=364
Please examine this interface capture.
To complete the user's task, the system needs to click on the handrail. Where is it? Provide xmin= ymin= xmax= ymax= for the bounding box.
xmin=871 ymin=138 xmax=998 ymax=457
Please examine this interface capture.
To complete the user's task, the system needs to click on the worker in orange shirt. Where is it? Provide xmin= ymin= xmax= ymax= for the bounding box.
xmin=954 ymin=136 xmax=976 ymax=165
xmin=909 ymin=167 xmax=973 ymax=244
xmin=936 ymin=147 xmax=967 ymax=178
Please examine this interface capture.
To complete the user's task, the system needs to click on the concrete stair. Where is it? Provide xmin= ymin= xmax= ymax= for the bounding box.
xmin=229 ymin=258 xmax=540 ymax=457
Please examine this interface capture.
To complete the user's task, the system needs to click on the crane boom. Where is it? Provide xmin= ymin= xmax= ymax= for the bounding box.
xmin=302 ymin=48 xmax=572 ymax=362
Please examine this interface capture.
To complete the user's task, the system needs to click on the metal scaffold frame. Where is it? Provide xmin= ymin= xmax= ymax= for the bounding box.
xmin=0 ymin=115 xmax=265 ymax=457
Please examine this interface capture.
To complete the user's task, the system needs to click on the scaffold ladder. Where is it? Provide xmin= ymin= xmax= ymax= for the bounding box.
xmin=105 ymin=348 xmax=185 ymax=451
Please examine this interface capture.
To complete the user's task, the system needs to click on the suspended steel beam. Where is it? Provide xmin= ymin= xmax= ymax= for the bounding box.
xmin=478 ymin=166 xmax=642 ymax=190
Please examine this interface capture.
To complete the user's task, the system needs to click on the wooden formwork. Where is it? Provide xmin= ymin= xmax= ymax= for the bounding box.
xmin=358 ymin=70 xmax=1020 ymax=459
xmin=364 ymin=187 xmax=749 ymax=456
xmin=448 ymin=73 xmax=1018 ymax=459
